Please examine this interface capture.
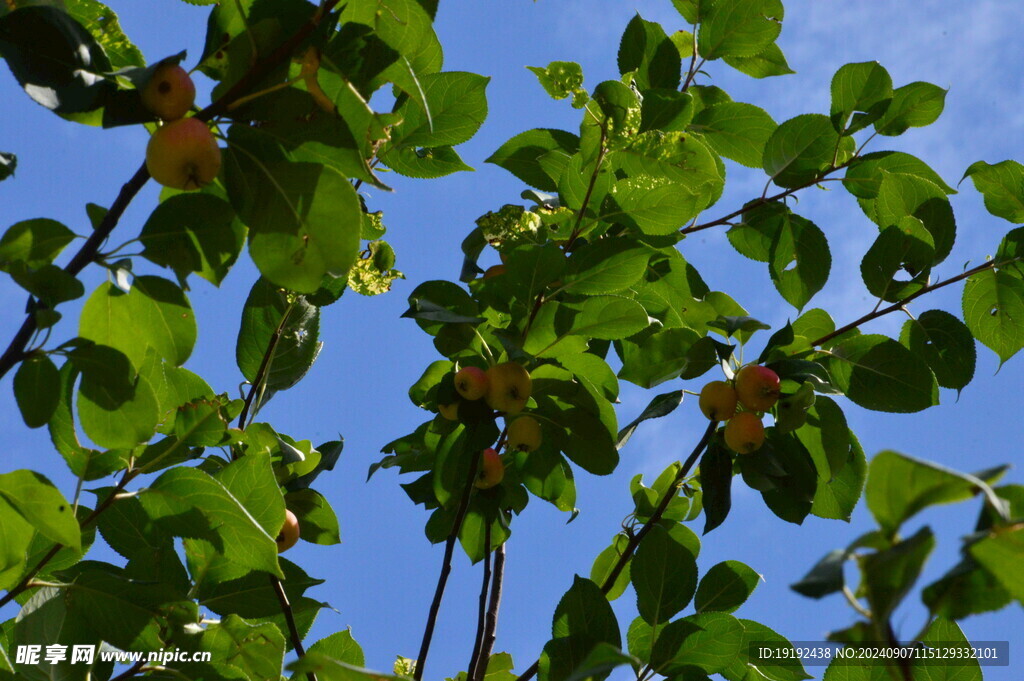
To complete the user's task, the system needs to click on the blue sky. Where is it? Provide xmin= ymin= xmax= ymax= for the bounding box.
xmin=1 ymin=1 xmax=1022 ymax=679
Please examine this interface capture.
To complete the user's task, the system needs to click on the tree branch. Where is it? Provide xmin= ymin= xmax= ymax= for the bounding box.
xmin=0 ymin=0 xmax=343 ymax=383
xmin=517 ymin=420 xmax=718 ymax=681
xmin=236 ymin=300 xmax=296 ymax=434
xmin=810 ymin=257 xmax=1017 ymax=347
xmin=680 ymin=162 xmax=853 ymax=237
xmin=270 ymin=574 xmax=317 ymax=681
xmin=475 ymin=541 xmax=506 ymax=681
xmin=467 ymin=524 xmax=493 ymax=681
xmin=414 ymin=447 xmax=483 ymax=681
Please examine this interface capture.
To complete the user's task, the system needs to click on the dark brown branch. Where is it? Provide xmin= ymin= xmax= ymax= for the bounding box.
xmin=467 ymin=524 xmax=493 ymax=681
xmin=270 ymin=574 xmax=317 ymax=681
xmin=811 ymin=257 xmax=1015 ymax=347
xmin=0 ymin=467 xmax=139 ymax=610
xmin=680 ymin=161 xmax=853 ymax=237
xmin=0 ymin=0 xmax=342 ymax=383
xmin=414 ymin=447 xmax=483 ymax=681
xmin=517 ymin=420 xmax=718 ymax=681
xmin=475 ymin=541 xmax=506 ymax=681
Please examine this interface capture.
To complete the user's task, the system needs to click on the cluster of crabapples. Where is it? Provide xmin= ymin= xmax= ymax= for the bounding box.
xmin=440 ymin=363 xmax=541 ymax=490
xmin=140 ymin=61 xmax=222 ymax=191
xmin=699 ymin=365 xmax=781 ymax=454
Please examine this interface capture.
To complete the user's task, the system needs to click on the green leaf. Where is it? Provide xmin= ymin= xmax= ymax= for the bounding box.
xmin=699 ymin=443 xmax=732 ymax=535
xmin=516 ymin=445 xmax=575 ymax=513
xmin=618 ymin=14 xmax=681 ymax=90
xmin=0 ymin=218 xmax=74 ymax=271
xmin=562 ymin=238 xmax=651 ymax=295
xmin=961 ymin=159 xmax=1024 ymax=224
xmin=637 ymin=90 xmax=692 ymax=135
xmin=486 ymin=128 xmax=579 ymax=191
xmin=562 ymin=644 xmax=637 ymax=681
xmin=381 ymin=144 xmax=472 ymax=178
xmin=632 ymin=525 xmax=698 ymax=625
xmin=690 ymin=102 xmax=776 ymax=168
xmin=286 ymin=488 xmax=341 ymax=545
xmin=859 ymin=527 xmax=935 ymax=620
xmin=899 ymin=310 xmax=975 ymax=392
xmin=14 ymin=353 xmax=60 ymax=428
xmin=590 ymin=534 xmax=631 ymax=600
xmin=0 ymin=470 xmax=80 ymax=551
xmin=224 ymin=133 xmax=362 ymax=294
xmin=617 ymin=327 xmax=701 ymax=389
xmin=910 ymin=618 xmax=983 ymax=681
xmin=866 ymin=450 xmax=1006 ymax=536
xmin=527 ymin=61 xmax=587 ymax=106
xmin=0 ymin=150 xmax=15 ymax=181
xmin=921 ymin=555 xmax=1012 ymax=620
xmin=79 ymin=276 xmax=197 ymax=368
xmin=553 ymin=575 xmax=621 ymax=646
xmin=694 ymin=560 xmax=759 ymax=614
xmin=825 ymin=334 xmax=938 ymax=413
xmin=289 ymin=653 xmax=405 ymax=681
xmin=340 ymin=0 xmax=441 ymax=82
xmin=139 ymin=193 xmax=245 ymax=286
xmin=386 ymin=71 xmax=489 ymax=149
xmin=140 ymin=466 xmax=283 ymax=578
xmin=616 ymin=390 xmax=683 ymax=449
xmin=698 ymin=0 xmax=783 ymax=60
xmin=567 ymin=296 xmax=650 ymax=341
xmin=0 ymin=496 xmax=33 ymax=591
xmin=763 ymin=113 xmax=848 ymax=189
xmin=651 ymin=612 xmax=744 ymax=676
xmin=201 ymin=614 xmax=286 ymax=681
xmin=0 ymin=6 xmax=115 ymax=116
xmin=236 ymin=278 xmax=322 ymax=393
xmin=723 ymin=43 xmax=794 ymax=79
xmin=304 ymin=630 xmax=365 ymax=669
xmin=969 ymin=527 xmax=1024 ymax=604
xmin=860 ymin=218 xmax=934 ymax=302
xmin=65 ymin=0 xmax=144 ymax=70
xmin=729 ymin=619 xmax=811 ymax=681
xmin=70 ymin=343 xmax=160 ymax=449
xmin=962 ymin=268 xmax=1024 ymax=365
xmin=791 ymin=549 xmax=846 ymax=599
xmin=872 ymin=172 xmax=956 ymax=265
xmin=217 ymin=452 xmax=286 ymax=538
xmin=830 ymin=61 xmax=892 ymax=134
xmin=843 ymin=151 xmax=955 ymax=200
xmin=874 ymin=81 xmax=947 ymax=136
xmin=8 ymin=262 xmax=84 ymax=306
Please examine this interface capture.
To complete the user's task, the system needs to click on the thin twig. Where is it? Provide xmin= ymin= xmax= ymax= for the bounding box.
xmin=414 ymin=445 xmax=484 ymax=681
xmin=466 ymin=524 xmax=493 ymax=681
xmin=270 ymin=574 xmax=317 ymax=681
xmin=517 ymin=421 xmax=718 ymax=681
xmin=475 ymin=541 xmax=506 ymax=681
xmin=811 ymin=257 xmax=1018 ymax=347
xmin=0 ymin=0 xmax=343 ymax=383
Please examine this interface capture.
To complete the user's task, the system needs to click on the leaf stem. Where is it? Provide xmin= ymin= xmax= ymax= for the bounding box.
xmin=414 ymin=444 xmax=483 ymax=681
